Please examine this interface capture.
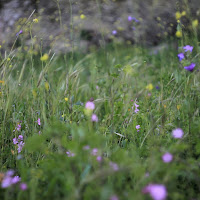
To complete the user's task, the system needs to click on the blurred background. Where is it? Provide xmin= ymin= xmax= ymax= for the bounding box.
xmin=0 ymin=0 xmax=200 ymax=53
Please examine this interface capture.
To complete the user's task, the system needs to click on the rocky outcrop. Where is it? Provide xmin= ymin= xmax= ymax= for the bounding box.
xmin=0 ymin=0 xmax=200 ymax=53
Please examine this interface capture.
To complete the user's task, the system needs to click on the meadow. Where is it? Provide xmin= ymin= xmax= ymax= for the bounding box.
xmin=0 ymin=5 xmax=200 ymax=200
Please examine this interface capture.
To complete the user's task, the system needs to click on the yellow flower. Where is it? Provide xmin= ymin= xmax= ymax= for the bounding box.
xmin=40 ymin=53 xmax=49 ymax=62
xmin=177 ymin=105 xmax=181 ymax=110
xmin=176 ymin=31 xmax=182 ymax=38
xmin=33 ymin=18 xmax=39 ymax=23
xmin=64 ymin=97 xmax=68 ymax=102
xmin=163 ymin=104 xmax=167 ymax=108
xmin=192 ymin=19 xmax=198 ymax=28
xmin=0 ymin=45 xmax=1 ymax=48
xmin=32 ymin=90 xmax=37 ymax=98
xmin=181 ymin=11 xmax=186 ymax=16
xmin=62 ymin=114 xmax=66 ymax=118
xmin=146 ymin=84 xmax=153 ymax=91
xmin=0 ymin=80 xmax=4 ymax=84
xmin=44 ymin=82 xmax=50 ymax=91
xmin=175 ymin=12 xmax=182 ymax=20
xmin=80 ymin=14 xmax=86 ymax=19
xmin=7 ymin=58 xmax=10 ymax=61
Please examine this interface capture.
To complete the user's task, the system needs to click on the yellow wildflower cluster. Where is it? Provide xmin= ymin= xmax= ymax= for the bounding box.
xmin=192 ymin=19 xmax=198 ymax=28
xmin=40 ymin=54 xmax=49 ymax=62
xmin=176 ymin=31 xmax=182 ymax=38
xmin=175 ymin=11 xmax=186 ymax=20
xmin=80 ymin=14 xmax=86 ymax=19
xmin=33 ymin=18 xmax=39 ymax=23
xmin=146 ymin=84 xmax=153 ymax=91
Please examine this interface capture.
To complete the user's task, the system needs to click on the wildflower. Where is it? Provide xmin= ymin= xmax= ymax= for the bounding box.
xmin=136 ymin=125 xmax=140 ymax=132
xmin=146 ymin=84 xmax=153 ymax=91
xmin=7 ymin=58 xmax=11 ymax=61
xmin=64 ymin=97 xmax=68 ymax=102
xmin=109 ymin=162 xmax=119 ymax=171
xmin=96 ymin=156 xmax=102 ymax=162
xmin=0 ymin=81 xmax=5 ymax=84
xmin=16 ymin=30 xmax=23 ymax=36
xmin=110 ymin=195 xmax=119 ymax=200
xmin=175 ymin=11 xmax=182 ymax=20
xmin=181 ymin=11 xmax=186 ymax=16
xmin=20 ymin=183 xmax=27 ymax=190
xmin=17 ymin=141 xmax=25 ymax=153
xmin=13 ymin=138 xmax=18 ymax=145
xmin=176 ymin=31 xmax=182 ymax=38
xmin=37 ymin=118 xmax=41 ymax=126
xmin=17 ymin=124 xmax=21 ymax=131
xmin=83 ymin=145 xmax=90 ymax=150
xmin=80 ymin=14 xmax=86 ymax=19
xmin=91 ymin=148 xmax=98 ymax=156
xmin=172 ymin=128 xmax=184 ymax=139
xmin=11 ymin=176 xmax=21 ymax=184
xmin=91 ymin=114 xmax=98 ymax=122
xmin=128 ymin=16 xmax=132 ymax=21
xmin=33 ymin=18 xmax=39 ymax=23
xmin=192 ymin=19 xmax=198 ymax=27
xmin=184 ymin=63 xmax=196 ymax=72
xmin=40 ymin=53 xmax=49 ymax=62
xmin=18 ymin=135 xmax=23 ymax=141
xmin=177 ymin=53 xmax=185 ymax=61
xmin=183 ymin=45 xmax=193 ymax=52
xmin=1 ymin=176 xmax=13 ymax=188
xmin=112 ymin=30 xmax=117 ymax=35
xmin=143 ymin=184 xmax=167 ymax=200
xmin=177 ymin=105 xmax=181 ymax=110
xmin=0 ymin=45 xmax=1 ymax=48
xmin=156 ymin=86 xmax=160 ymax=90
xmin=162 ymin=152 xmax=173 ymax=163
xmin=85 ymin=101 xmax=95 ymax=110
xmin=66 ymin=151 xmax=75 ymax=157
xmin=133 ymin=102 xmax=139 ymax=113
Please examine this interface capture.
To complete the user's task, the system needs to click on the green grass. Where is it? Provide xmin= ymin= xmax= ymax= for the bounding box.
xmin=0 ymin=42 xmax=200 ymax=200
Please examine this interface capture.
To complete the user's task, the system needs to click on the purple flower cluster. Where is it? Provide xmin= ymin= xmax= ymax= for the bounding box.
xmin=128 ymin=16 xmax=140 ymax=23
xmin=85 ymin=101 xmax=98 ymax=122
xmin=13 ymin=135 xmax=25 ymax=153
xmin=66 ymin=151 xmax=75 ymax=157
xmin=1 ymin=170 xmax=27 ymax=190
xmin=178 ymin=45 xmax=196 ymax=72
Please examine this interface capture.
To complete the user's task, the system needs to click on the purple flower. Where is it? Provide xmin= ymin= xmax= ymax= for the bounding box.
xmin=20 ymin=183 xmax=27 ymax=190
xmin=183 ymin=45 xmax=193 ymax=52
xmin=184 ymin=63 xmax=196 ymax=72
xmin=1 ymin=176 xmax=13 ymax=188
xmin=16 ymin=30 xmax=23 ymax=36
xmin=96 ymin=156 xmax=102 ymax=162
xmin=13 ymin=137 xmax=18 ymax=145
xmin=178 ymin=53 xmax=185 ymax=61
xmin=172 ymin=128 xmax=184 ymax=139
xmin=83 ymin=145 xmax=90 ymax=150
xmin=156 ymin=86 xmax=160 ymax=90
xmin=109 ymin=162 xmax=119 ymax=171
xmin=91 ymin=148 xmax=98 ymax=156
xmin=11 ymin=176 xmax=21 ymax=184
xmin=85 ymin=101 xmax=95 ymax=110
xmin=128 ymin=16 xmax=132 ymax=21
xmin=143 ymin=184 xmax=167 ymax=200
xmin=162 ymin=152 xmax=173 ymax=163
xmin=18 ymin=135 xmax=23 ymax=141
xmin=110 ymin=195 xmax=119 ymax=200
xmin=91 ymin=114 xmax=98 ymax=122
xmin=136 ymin=125 xmax=140 ymax=132
xmin=17 ymin=141 xmax=25 ymax=153
xmin=37 ymin=118 xmax=41 ymax=126
xmin=112 ymin=30 xmax=117 ymax=35
xmin=17 ymin=124 xmax=21 ymax=131
xmin=133 ymin=102 xmax=139 ymax=113
xmin=66 ymin=151 xmax=75 ymax=157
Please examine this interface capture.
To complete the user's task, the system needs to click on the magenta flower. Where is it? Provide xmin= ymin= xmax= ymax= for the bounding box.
xmin=37 ymin=118 xmax=41 ymax=126
xmin=136 ymin=125 xmax=140 ymax=132
xmin=162 ymin=152 xmax=173 ymax=163
xmin=83 ymin=145 xmax=90 ymax=150
xmin=20 ymin=183 xmax=27 ymax=191
xmin=184 ymin=63 xmax=196 ymax=72
xmin=91 ymin=114 xmax=98 ymax=122
xmin=183 ymin=45 xmax=193 ymax=52
xmin=172 ymin=128 xmax=184 ymax=139
xmin=17 ymin=124 xmax=21 ymax=131
xmin=178 ymin=53 xmax=185 ymax=61
xmin=85 ymin=101 xmax=95 ymax=110
xmin=143 ymin=184 xmax=167 ymax=200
